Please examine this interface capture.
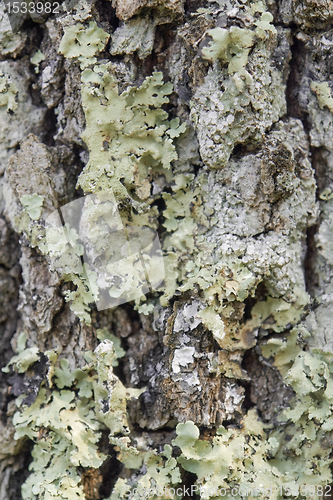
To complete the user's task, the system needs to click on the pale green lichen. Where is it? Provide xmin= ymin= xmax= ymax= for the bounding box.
xmin=166 ymin=326 xmax=333 ymax=498
xmin=261 ymin=327 xmax=333 ymax=491
xmin=20 ymin=194 xmax=44 ymax=221
xmin=8 ymin=325 xmax=333 ymax=499
xmin=6 ymin=336 xmax=142 ymax=500
xmin=3 ymin=3 xmax=331 ymax=500
xmin=160 ymin=118 xmax=316 ymax=359
xmin=160 ymin=172 xmax=217 ymax=306
xmin=96 ymin=327 xmax=125 ymax=366
xmin=0 ymin=71 xmax=18 ymax=112
xmin=241 ymin=287 xmax=309 ymax=334
xmin=197 ymin=306 xmax=225 ymax=346
xmin=2 ymin=333 xmax=39 ymax=374
xmin=110 ymin=445 xmax=182 ymax=500
xmin=110 ymin=17 xmax=156 ymax=59
xmin=173 ymin=410 xmax=280 ymax=499
xmin=311 ymin=81 xmax=333 ymax=113
xmin=20 ymin=208 xmax=97 ymax=324
xmin=56 ymin=22 xmax=185 ymax=322
xmin=202 ymin=7 xmax=276 ymax=77
xmin=202 ymin=26 xmax=254 ymax=83
xmin=0 ymin=3 xmax=27 ymax=56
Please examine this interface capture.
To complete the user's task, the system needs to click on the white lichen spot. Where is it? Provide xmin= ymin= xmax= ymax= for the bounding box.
xmin=173 ymin=300 xmax=203 ymax=333
xmin=172 ymin=347 xmax=195 ymax=374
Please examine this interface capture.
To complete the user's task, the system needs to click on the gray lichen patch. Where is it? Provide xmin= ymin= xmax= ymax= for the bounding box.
xmin=4 ymin=337 xmax=143 ymax=500
xmin=117 ymin=305 xmax=246 ymax=429
xmin=2 ymin=135 xmax=78 ymax=345
xmin=290 ymin=31 xmax=333 ymax=155
xmin=189 ymin=2 xmax=290 ymax=168
xmin=305 ymin=196 xmax=333 ymax=352
xmin=54 ymin=59 xmax=85 ymax=145
xmin=4 ymin=134 xmax=67 ymax=233
xmin=34 ymin=20 xmax=65 ymax=109
xmin=279 ymin=0 xmax=333 ymax=29
xmin=3 ymin=0 xmax=333 ymax=495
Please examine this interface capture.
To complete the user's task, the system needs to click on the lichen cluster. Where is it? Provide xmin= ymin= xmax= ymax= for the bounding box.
xmin=2 ymin=0 xmax=333 ymax=498
xmin=190 ymin=1 xmax=287 ymax=169
xmin=9 ymin=326 xmax=333 ymax=499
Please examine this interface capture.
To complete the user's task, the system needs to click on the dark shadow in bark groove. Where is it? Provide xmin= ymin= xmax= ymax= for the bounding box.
xmin=242 ymin=347 xmax=294 ymax=424
xmin=304 ymin=224 xmax=319 ymax=296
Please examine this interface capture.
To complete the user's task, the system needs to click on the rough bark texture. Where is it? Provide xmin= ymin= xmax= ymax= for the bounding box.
xmin=1 ymin=0 xmax=333 ymax=499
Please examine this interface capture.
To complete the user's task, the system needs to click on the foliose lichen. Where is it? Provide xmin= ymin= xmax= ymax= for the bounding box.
xmin=5 ymin=333 xmax=142 ymax=500
xmin=190 ymin=0 xmax=288 ymax=168
xmin=311 ymin=81 xmax=333 ymax=113
xmin=4 ymin=2 xmax=332 ymax=498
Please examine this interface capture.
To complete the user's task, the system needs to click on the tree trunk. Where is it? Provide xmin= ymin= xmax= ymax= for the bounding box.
xmin=1 ymin=0 xmax=333 ymax=499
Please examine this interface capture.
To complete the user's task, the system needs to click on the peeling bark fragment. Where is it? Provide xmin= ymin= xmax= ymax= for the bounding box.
xmin=5 ymin=134 xmax=60 ymax=216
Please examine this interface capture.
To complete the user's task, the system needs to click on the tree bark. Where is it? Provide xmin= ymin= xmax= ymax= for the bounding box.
xmin=1 ymin=0 xmax=333 ymax=499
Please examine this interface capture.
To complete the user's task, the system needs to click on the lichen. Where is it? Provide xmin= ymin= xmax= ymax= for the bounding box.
xmin=0 ymin=71 xmax=18 ymax=112
xmin=0 ymin=3 xmax=27 ymax=56
xmin=279 ymin=0 xmax=333 ymax=29
xmin=4 ymin=4 xmax=330 ymax=498
xmin=20 ymin=194 xmax=44 ymax=221
xmin=164 ymin=325 xmax=333 ymax=498
xmin=2 ymin=333 xmax=39 ymax=374
xmin=30 ymin=50 xmax=45 ymax=74
xmin=241 ymin=287 xmax=309 ymax=334
xmin=160 ymin=119 xmax=316 ymax=358
xmin=110 ymin=445 xmax=182 ymax=500
xmin=190 ymin=0 xmax=288 ymax=168
xmin=8 ymin=323 xmax=333 ymax=499
xmin=173 ymin=410 xmax=281 ymax=499
xmin=5 ymin=336 xmax=143 ymax=500
xmin=53 ymin=22 xmax=185 ymax=321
